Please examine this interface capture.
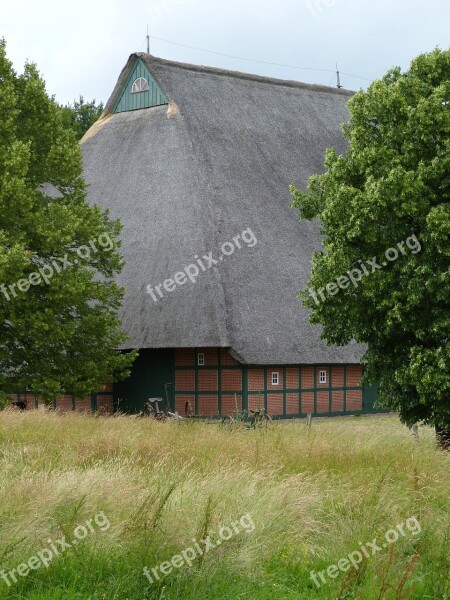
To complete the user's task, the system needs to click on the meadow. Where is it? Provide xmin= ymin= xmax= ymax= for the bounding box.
xmin=0 ymin=410 xmax=448 ymax=599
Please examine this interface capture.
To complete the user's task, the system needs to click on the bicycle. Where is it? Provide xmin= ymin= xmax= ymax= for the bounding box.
xmin=221 ymin=407 xmax=272 ymax=429
xmin=142 ymin=398 xmax=184 ymax=421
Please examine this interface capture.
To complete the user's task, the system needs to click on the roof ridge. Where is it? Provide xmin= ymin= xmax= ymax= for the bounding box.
xmin=137 ymin=53 xmax=355 ymax=96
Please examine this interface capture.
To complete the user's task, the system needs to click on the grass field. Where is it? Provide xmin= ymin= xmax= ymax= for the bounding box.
xmin=0 ymin=411 xmax=448 ymax=599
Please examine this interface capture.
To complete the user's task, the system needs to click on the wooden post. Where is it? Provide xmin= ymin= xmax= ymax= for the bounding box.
xmin=306 ymin=413 xmax=312 ymax=430
xmin=412 ymin=424 xmax=419 ymax=444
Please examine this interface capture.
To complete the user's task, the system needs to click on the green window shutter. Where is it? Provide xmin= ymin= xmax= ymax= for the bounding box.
xmin=113 ymin=59 xmax=168 ymax=113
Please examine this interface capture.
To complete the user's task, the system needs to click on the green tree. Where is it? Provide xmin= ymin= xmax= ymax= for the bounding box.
xmin=60 ymin=96 xmax=104 ymax=140
xmin=0 ymin=40 xmax=136 ymax=401
xmin=291 ymin=48 xmax=450 ymax=447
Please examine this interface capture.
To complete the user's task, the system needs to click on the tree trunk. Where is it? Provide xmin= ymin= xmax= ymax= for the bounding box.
xmin=435 ymin=425 xmax=450 ymax=450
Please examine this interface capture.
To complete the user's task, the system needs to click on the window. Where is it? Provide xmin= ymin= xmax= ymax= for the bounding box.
xmin=197 ymin=353 xmax=205 ymax=366
xmin=271 ymin=372 xmax=279 ymax=385
xmin=319 ymin=370 xmax=327 ymax=384
xmin=131 ymin=77 xmax=149 ymax=94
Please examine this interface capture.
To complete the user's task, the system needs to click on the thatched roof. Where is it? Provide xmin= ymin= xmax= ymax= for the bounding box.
xmin=81 ymin=53 xmax=364 ymax=364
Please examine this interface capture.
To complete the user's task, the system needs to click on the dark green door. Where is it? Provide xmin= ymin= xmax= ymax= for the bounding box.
xmin=114 ymin=349 xmax=175 ymax=414
xmin=362 ymin=382 xmax=379 ymax=413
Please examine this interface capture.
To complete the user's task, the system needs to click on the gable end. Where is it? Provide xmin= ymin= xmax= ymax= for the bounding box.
xmin=113 ymin=59 xmax=168 ymax=113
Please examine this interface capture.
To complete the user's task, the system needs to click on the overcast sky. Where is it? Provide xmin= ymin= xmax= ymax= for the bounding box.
xmin=2 ymin=0 xmax=449 ymax=105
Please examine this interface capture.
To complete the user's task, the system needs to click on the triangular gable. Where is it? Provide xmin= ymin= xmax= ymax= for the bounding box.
xmin=113 ymin=59 xmax=168 ymax=113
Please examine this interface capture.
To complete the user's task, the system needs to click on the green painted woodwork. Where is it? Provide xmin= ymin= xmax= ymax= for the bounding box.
xmin=12 ymin=358 xmax=380 ymax=417
xmin=264 ymin=368 xmax=268 ymax=413
xmin=329 ymin=366 xmax=333 ymax=414
xmin=114 ymin=349 xmax=175 ymax=414
xmin=314 ymin=365 xmax=317 ymax=414
xmin=113 ymin=59 xmax=168 ymax=113
xmin=242 ymin=366 xmax=248 ymax=413
xmin=343 ymin=365 xmax=347 ymax=412
xmin=13 ymin=359 xmax=379 ymax=418
xmin=176 ymin=348 xmax=243 ymax=416
xmin=217 ymin=350 xmax=222 ymax=416
xmin=362 ymin=382 xmax=381 ymax=413
xmin=172 ymin=361 xmax=375 ymax=418
xmin=194 ymin=360 xmax=199 ymax=416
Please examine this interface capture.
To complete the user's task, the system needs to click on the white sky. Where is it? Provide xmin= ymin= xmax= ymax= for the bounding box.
xmin=1 ymin=0 xmax=449 ymax=105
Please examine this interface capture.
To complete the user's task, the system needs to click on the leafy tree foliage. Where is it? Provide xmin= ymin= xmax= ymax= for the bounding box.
xmin=291 ymin=48 xmax=450 ymax=445
xmin=60 ymin=96 xmax=104 ymax=141
xmin=0 ymin=40 xmax=136 ymax=400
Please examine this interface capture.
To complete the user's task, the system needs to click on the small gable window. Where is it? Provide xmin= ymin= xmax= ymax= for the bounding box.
xmin=131 ymin=77 xmax=149 ymax=94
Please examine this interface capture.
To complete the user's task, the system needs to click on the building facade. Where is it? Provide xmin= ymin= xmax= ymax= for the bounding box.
xmin=111 ymin=348 xmax=376 ymax=418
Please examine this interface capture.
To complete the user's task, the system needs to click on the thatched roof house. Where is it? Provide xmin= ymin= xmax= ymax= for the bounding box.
xmin=80 ymin=53 xmax=373 ymax=417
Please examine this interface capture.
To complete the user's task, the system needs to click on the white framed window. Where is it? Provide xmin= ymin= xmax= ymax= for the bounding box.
xmin=131 ymin=77 xmax=149 ymax=94
xmin=197 ymin=352 xmax=205 ymax=366
xmin=319 ymin=370 xmax=327 ymax=384
xmin=271 ymin=372 xmax=279 ymax=385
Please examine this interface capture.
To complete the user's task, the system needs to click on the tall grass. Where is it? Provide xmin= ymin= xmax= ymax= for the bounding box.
xmin=0 ymin=411 xmax=448 ymax=599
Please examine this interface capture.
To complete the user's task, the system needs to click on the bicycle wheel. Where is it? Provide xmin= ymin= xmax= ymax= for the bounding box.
xmin=259 ymin=413 xmax=273 ymax=428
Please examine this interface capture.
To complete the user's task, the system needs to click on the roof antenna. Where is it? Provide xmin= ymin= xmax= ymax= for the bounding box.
xmin=146 ymin=25 xmax=150 ymax=54
xmin=336 ymin=63 xmax=343 ymax=89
